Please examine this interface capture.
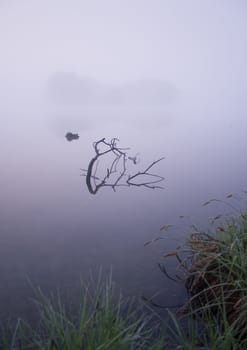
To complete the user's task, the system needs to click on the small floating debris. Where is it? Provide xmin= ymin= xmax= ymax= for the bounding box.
xmin=65 ymin=132 xmax=79 ymax=141
xmin=128 ymin=153 xmax=140 ymax=165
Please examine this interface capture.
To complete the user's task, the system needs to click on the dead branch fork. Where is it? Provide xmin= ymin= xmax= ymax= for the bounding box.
xmin=81 ymin=138 xmax=164 ymax=194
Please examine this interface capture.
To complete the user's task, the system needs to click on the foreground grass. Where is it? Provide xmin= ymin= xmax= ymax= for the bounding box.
xmin=1 ymin=272 xmax=166 ymax=350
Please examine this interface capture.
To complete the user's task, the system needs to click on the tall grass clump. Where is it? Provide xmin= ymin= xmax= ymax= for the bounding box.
xmin=164 ymin=196 xmax=247 ymax=349
xmin=0 ymin=271 xmax=166 ymax=350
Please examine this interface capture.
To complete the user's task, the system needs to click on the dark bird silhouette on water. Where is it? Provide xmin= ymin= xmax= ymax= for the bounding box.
xmin=65 ymin=132 xmax=79 ymax=141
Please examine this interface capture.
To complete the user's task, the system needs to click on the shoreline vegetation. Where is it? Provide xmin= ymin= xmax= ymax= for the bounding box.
xmin=2 ymin=195 xmax=247 ymax=349
xmin=163 ymin=193 xmax=247 ymax=349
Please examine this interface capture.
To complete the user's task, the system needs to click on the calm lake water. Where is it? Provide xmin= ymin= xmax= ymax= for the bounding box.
xmin=1 ymin=95 xmax=247 ymax=322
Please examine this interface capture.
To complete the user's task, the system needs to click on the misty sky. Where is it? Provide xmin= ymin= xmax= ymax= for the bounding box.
xmin=1 ymin=0 xmax=247 ymax=180
xmin=1 ymin=0 xmax=247 ymax=102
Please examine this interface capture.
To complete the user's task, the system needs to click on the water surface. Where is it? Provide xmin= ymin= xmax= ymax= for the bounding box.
xmin=1 ymin=95 xmax=246 ymax=321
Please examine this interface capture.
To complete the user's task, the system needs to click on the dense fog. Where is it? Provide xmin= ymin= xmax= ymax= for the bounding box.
xmin=1 ymin=0 xmax=247 ymax=320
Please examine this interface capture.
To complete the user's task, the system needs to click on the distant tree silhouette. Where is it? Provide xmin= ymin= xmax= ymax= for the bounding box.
xmin=81 ymin=138 xmax=164 ymax=194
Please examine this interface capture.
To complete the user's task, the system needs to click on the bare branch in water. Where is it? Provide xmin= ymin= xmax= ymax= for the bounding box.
xmin=82 ymin=138 xmax=165 ymax=194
